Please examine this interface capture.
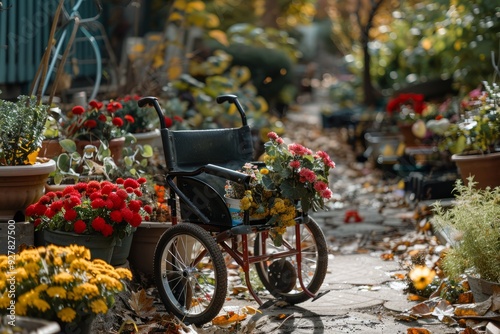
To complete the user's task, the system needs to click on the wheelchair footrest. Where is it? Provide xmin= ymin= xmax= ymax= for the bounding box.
xmin=311 ymin=290 xmax=331 ymax=302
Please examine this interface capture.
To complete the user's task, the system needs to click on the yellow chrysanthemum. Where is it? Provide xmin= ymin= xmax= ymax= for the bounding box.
xmin=16 ymin=301 xmax=27 ymax=316
xmin=53 ymin=272 xmax=75 ymax=284
xmin=260 ymin=168 xmax=269 ymax=175
xmin=95 ymin=275 xmax=122 ymax=290
xmin=90 ymin=298 xmax=108 ymax=314
xmin=34 ymin=284 xmax=48 ymax=293
xmin=69 ymin=259 xmax=92 ymax=272
xmin=240 ymin=197 xmax=252 ymax=211
xmin=33 ymin=298 xmax=50 ymax=312
xmin=15 ymin=268 xmax=28 ymax=281
xmin=24 ymin=262 xmax=41 ymax=276
xmin=72 ymin=283 xmax=99 ymax=300
xmin=57 ymin=307 xmax=77 ymax=322
xmin=46 ymin=286 xmax=67 ymax=298
xmin=114 ymin=268 xmax=133 ymax=281
xmin=68 ymin=245 xmax=91 ymax=260
xmin=0 ymin=294 xmax=10 ymax=308
xmin=409 ymin=265 xmax=436 ymax=290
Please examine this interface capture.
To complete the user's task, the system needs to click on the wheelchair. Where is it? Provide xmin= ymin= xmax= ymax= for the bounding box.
xmin=138 ymin=95 xmax=329 ymax=326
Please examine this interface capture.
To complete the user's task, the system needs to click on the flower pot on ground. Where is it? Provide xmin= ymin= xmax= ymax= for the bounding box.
xmin=451 ymin=151 xmax=500 ymax=189
xmin=432 ymin=179 xmax=500 ymax=300
xmin=110 ymin=227 xmax=136 ymax=266
xmin=0 ymin=92 xmax=54 ymax=220
xmin=128 ymin=221 xmax=171 ymax=275
xmin=0 ymin=159 xmax=56 ymax=221
xmin=0 ymin=245 xmax=133 ymax=333
xmin=27 ymin=178 xmax=152 ymax=263
xmin=43 ymin=229 xmax=116 ymax=262
xmin=438 ymin=82 xmax=500 ymax=189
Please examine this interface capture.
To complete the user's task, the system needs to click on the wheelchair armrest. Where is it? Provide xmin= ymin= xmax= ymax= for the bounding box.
xmin=204 ymin=164 xmax=251 ymax=187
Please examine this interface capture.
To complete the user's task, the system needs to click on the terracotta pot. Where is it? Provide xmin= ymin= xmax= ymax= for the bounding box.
xmin=0 ymin=160 xmax=56 ymax=221
xmin=75 ymin=137 xmax=125 ymax=161
xmin=39 ymin=139 xmax=63 ymax=159
xmin=128 ymin=222 xmax=171 ymax=275
xmin=451 ymin=152 xmax=500 ymax=189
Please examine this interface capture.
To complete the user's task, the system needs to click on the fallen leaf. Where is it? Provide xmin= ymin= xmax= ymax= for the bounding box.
xmin=276 ymin=313 xmax=288 ymax=320
xmin=454 ymin=298 xmax=492 ymax=317
xmin=212 ymin=311 xmax=247 ymax=327
xmin=241 ymin=306 xmax=262 ymax=315
xmin=407 ymin=327 xmax=431 ymax=334
xmin=457 ymin=292 xmax=475 ymax=304
xmin=128 ymin=289 xmax=157 ymax=319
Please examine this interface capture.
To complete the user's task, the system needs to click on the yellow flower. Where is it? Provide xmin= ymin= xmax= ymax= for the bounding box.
xmin=24 ymin=262 xmax=41 ymax=276
xmin=114 ymin=268 xmax=133 ymax=281
xmin=33 ymin=298 xmax=50 ymax=312
xmin=34 ymin=284 xmax=48 ymax=293
xmin=68 ymin=245 xmax=91 ymax=260
xmin=16 ymin=300 xmax=27 ymax=316
xmin=240 ymin=197 xmax=252 ymax=211
xmin=90 ymin=298 xmax=108 ymax=314
xmin=0 ymin=293 xmax=10 ymax=308
xmin=15 ymin=268 xmax=28 ymax=281
xmin=53 ymin=272 xmax=75 ymax=284
xmin=46 ymin=286 xmax=67 ymax=298
xmin=57 ymin=307 xmax=77 ymax=322
xmin=72 ymin=283 xmax=99 ymax=300
xmin=94 ymin=275 xmax=123 ymax=290
xmin=260 ymin=168 xmax=269 ymax=175
xmin=69 ymin=259 xmax=92 ymax=272
xmin=409 ymin=265 xmax=436 ymax=290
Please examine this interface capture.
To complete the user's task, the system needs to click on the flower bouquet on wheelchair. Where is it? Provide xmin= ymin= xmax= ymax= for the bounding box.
xmin=138 ymin=94 xmax=334 ymax=326
xmin=227 ymin=131 xmax=335 ymax=247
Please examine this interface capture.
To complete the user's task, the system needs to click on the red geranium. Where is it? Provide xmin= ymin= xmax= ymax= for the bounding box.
xmin=27 ymin=178 xmax=150 ymax=239
xmin=386 ymin=93 xmax=426 ymax=115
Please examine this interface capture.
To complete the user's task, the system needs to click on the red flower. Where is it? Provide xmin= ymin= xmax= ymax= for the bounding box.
xmin=98 ymin=114 xmax=107 ymax=122
xmin=64 ymin=209 xmax=77 ymax=221
xmin=128 ymin=200 xmax=142 ymax=212
xmin=299 ymin=168 xmax=317 ymax=183
xmin=267 ymin=132 xmax=279 ymax=140
xmin=116 ymin=189 xmax=128 ymax=199
xmin=124 ymin=115 xmax=135 ymax=123
xmin=121 ymin=207 xmax=134 ymax=223
xmin=49 ymin=200 xmax=64 ymax=213
xmin=101 ymin=224 xmax=114 ymax=237
xmin=130 ymin=213 xmax=142 ymax=227
xmin=89 ymin=100 xmax=103 ymax=109
xmin=289 ymin=160 xmax=301 ymax=169
xmin=137 ymin=177 xmax=147 ymax=184
xmin=107 ymin=101 xmax=123 ymax=113
xmin=124 ymin=178 xmax=139 ymax=189
xmin=91 ymin=198 xmax=106 ymax=209
xmin=315 ymin=150 xmax=335 ymax=168
xmin=91 ymin=217 xmax=106 ymax=231
xmin=84 ymin=120 xmax=97 ymax=129
xmin=173 ymin=115 xmax=183 ymax=122
xmin=110 ymin=210 xmax=123 ymax=223
xmin=164 ymin=116 xmax=173 ymax=128
xmin=313 ymin=181 xmax=328 ymax=192
xmin=72 ymin=105 xmax=86 ymax=115
xmin=74 ymin=220 xmax=87 ymax=234
xmin=288 ymin=143 xmax=312 ymax=156
xmin=144 ymin=205 xmax=153 ymax=214
xmin=112 ymin=117 xmax=124 ymax=127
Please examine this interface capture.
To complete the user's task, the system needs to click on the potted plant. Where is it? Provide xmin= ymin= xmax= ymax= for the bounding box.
xmin=431 ymin=178 xmax=500 ymax=302
xmin=0 ymin=93 xmax=56 ymax=222
xmin=0 ymin=244 xmax=133 ymax=334
xmin=438 ymin=81 xmax=500 ymax=189
xmin=62 ymin=99 xmax=132 ymax=161
xmin=228 ymin=132 xmax=335 ymax=246
xmin=113 ymin=94 xmax=161 ymax=148
xmin=26 ymin=177 xmax=152 ymax=264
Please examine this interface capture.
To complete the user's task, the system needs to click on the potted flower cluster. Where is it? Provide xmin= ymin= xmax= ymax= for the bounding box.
xmin=0 ymin=92 xmax=56 ymax=221
xmin=0 ymin=244 xmax=133 ymax=333
xmin=228 ymin=132 xmax=335 ymax=246
xmin=438 ymin=82 xmax=500 ymax=189
xmin=26 ymin=177 xmax=152 ymax=264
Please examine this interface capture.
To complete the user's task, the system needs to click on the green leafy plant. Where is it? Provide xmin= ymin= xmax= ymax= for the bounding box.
xmin=0 ymin=93 xmax=48 ymax=165
xmin=432 ymin=178 xmax=500 ymax=283
xmin=48 ymin=137 xmax=153 ymax=185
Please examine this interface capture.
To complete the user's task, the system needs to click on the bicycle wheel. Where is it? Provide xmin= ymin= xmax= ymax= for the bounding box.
xmin=253 ymin=217 xmax=328 ymax=304
xmin=154 ymin=223 xmax=227 ymax=326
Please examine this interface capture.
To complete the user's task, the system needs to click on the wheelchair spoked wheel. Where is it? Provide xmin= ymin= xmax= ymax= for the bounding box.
xmin=253 ymin=218 xmax=328 ymax=304
xmin=153 ymin=223 xmax=228 ymax=326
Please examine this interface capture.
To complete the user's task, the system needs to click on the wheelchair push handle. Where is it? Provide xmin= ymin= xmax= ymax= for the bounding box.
xmin=216 ymin=94 xmax=248 ymax=127
xmin=139 ymin=94 xmax=249 ymax=129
